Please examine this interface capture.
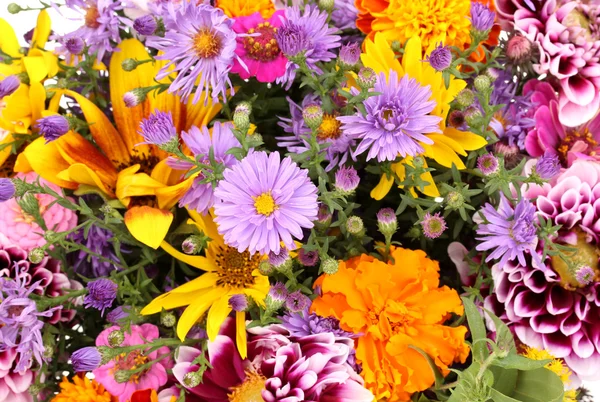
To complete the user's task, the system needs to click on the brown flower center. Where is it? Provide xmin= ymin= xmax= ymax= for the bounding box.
xmin=215 ymin=246 xmax=261 ymax=288
xmin=557 ymin=127 xmax=598 ymax=164
xmin=317 ymin=114 xmax=342 ymax=141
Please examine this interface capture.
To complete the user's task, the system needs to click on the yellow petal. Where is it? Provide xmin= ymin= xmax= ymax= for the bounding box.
xmin=62 ymin=89 xmax=130 ymax=165
xmin=206 ymin=295 xmax=232 ymax=341
xmin=443 ymin=127 xmax=488 ymax=151
xmin=124 ymin=206 xmax=173 ymax=249
xmin=188 ymin=209 xmax=223 ymax=246
xmin=370 ymin=171 xmax=395 ymax=200
xmin=141 ymin=290 xmax=201 ymax=315
xmin=58 ymin=163 xmax=114 ymax=197
xmin=29 ymin=81 xmax=45 ymax=124
xmin=426 ymin=134 xmax=467 ymax=157
xmin=176 ymin=287 xmax=227 ymax=341
xmin=109 ymin=39 xmax=155 ymax=155
xmin=23 ymin=56 xmax=49 ymax=83
xmin=243 ymin=287 xmax=268 ymax=308
xmin=116 ymin=165 xmax=165 ymax=206
xmin=30 ymin=10 xmax=51 ymax=52
xmin=421 ymin=142 xmax=467 ymax=169
xmin=169 ymin=272 xmax=220 ymax=294
xmin=236 ymin=311 xmax=248 ymax=359
xmin=160 ymin=241 xmax=218 ymax=271
xmin=0 ymin=18 xmax=21 ymax=58
xmin=402 ymin=37 xmax=423 ymax=82
xmin=183 ymin=94 xmax=223 ymax=131
xmin=15 ymin=137 xmax=77 ymax=189
xmin=0 ymin=132 xmax=14 ymax=168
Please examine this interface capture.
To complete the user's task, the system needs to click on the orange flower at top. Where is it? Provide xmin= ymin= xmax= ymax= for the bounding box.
xmin=215 ymin=0 xmax=275 ymax=19
xmin=51 ymin=376 xmax=115 ymax=402
xmin=356 ymin=0 xmax=500 ymax=61
xmin=311 ymin=247 xmax=470 ymax=401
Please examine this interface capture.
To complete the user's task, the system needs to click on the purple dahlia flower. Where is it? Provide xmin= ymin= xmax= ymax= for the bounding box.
xmin=177 ymin=122 xmax=241 ymax=215
xmin=281 ymin=309 xmax=356 ymax=338
xmin=213 ymin=151 xmax=318 ymax=255
xmin=147 ymin=3 xmax=239 ymax=104
xmin=339 ymin=71 xmax=442 ymax=162
xmin=84 ymin=278 xmax=118 ymax=315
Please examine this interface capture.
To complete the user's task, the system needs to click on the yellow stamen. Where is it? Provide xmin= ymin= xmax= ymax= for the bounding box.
xmin=317 ymin=114 xmax=343 ymax=140
xmin=254 ymin=192 xmax=276 ymax=216
xmin=193 ymin=28 xmax=222 ymax=58
xmin=228 ymin=370 xmax=267 ymax=402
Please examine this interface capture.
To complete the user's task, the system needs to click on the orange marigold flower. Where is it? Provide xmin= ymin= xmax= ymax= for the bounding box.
xmin=215 ymin=0 xmax=275 ymax=19
xmin=311 ymin=247 xmax=470 ymax=401
xmin=356 ymin=0 xmax=499 ymax=61
xmin=51 ymin=375 xmax=115 ymax=402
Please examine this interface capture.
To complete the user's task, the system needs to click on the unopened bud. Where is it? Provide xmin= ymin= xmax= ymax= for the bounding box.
xmin=121 ymin=58 xmax=138 ymax=72
xmin=123 ymin=87 xmax=150 ymax=108
xmin=474 ymin=75 xmax=491 ymax=92
xmin=18 ymin=193 xmax=40 ymax=220
xmin=108 ymin=330 xmax=125 ymax=347
xmin=377 ymin=208 xmax=397 ymax=237
xmin=357 ymin=67 xmax=376 ymax=90
xmin=7 ymin=3 xmax=22 ymax=14
xmin=182 ymin=235 xmax=207 ymax=255
xmin=318 ymin=0 xmax=334 ymax=12
xmin=321 ymin=257 xmax=339 ymax=275
xmin=97 ymin=346 xmax=117 ymax=364
xmin=161 ymin=311 xmax=177 ymax=328
xmin=445 ymin=191 xmax=465 ymax=209
xmin=28 ymin=248 xmax=45 ymax=264
xmin=183 ymin=371 xmax=202 ymax=388
xmin=28 ymin=383 xmax=44 ymax=395
xmin=346 ymin=216 xmax=364 ymax=235
xmin=258 ymin=260 xmax=274 ymax=276
xmin=407 ymin=225 xmax=422 ymax=239
xmin=114 ymin=370 xmax=132 ymax=384
xmin=303 ymin=104 xmax=324 ymax=130
xmin=464 ymin=107 xmax=483 ymax=126
xmin=456 ymin=89 xmax=474 ymax=109
xmin=233 ymin=102 xmax=252 ymax=132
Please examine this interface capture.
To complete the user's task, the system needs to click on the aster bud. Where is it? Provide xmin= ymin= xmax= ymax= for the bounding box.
xmin=456 ymin=89 xmax=475 ymax=109
xmin=464 ymin=107 xmax=483 ymax=126
xmin=7 ymin=3 xmax=22 ymax=14
xmin=316 ymin=204 xmax=332 ymax=228
xmin=28 ymin=248 xmax=45 ymax=264
xmin=121 ymin=58 xmax=139 ymax=72
xmin=485 ymin=68 xmax=500 ymax=82
xmin=0 ymin=178 xmax=15 ymax=202
xmin=233 ymin=102 xmax=252 ymax=132
xmin=28 ymin=384 xmax=44 ymax=396
xmin=133 ymin=15 xmax=158 ymax=36
xmin=338 ymin=42 xmax=361 ymax=69
xmin=97 ymin=346 xmax=118 ymax=364
xmin=477 ymin=153 xmax=499 ymax=176
xmin=377 ymin=207 xmax=397 ymax=237
xmin=228 ymin=294 xmax=248 ymax=312
xmin=0 ymin=75 xmax=20 ymax=98
xmin=258 ymin=260 xmax=275 ymax=276
xmin=275 ymin=258 xmax=294 ymax=277
xmin=303 ymin=103 xmax=324 ymax=130
xmin=160 ymin=311 xmax=177 ymax=328
xmin=346 ymin=216 xmax=364 ymax=236
xmin=533 ymin=152 xmax=560 ymax=180
xmin=16 ymin=72 xmax=30 ymax=86
xmin=407 ymin=225 xmax=422 ymax=239
xmin=108 ymin=330 xmax=125 ymax=347
xmin=318 ymin=0 xmax=334 ymax=12
xmin=183 ymin=371 xmax=202 ymax=388
xmin=334 ymin=165 xmax=360 ymax=195
xmin=506 ymin=35 xmax=532 ymax=64
xmin=298 ymin=248 xmax=319 ymax=266
xmin=123 ymin=87 xmax=152 ymax=108
xmin=182 ymin=235 xmax=207 ymax=255
xmin=114 ymin=370 xmax=133 ymax=384
xmin=425 ymin=43 xmax=452 ymax=72
xmin=448 ymin=110 xmax=465 ymax=128
xmin=474 ymin=75 xmax=491 ymax=93
xmin=445 ymin=191 xmax=465 ymax=210
xmin=357 ymin=67 xmax=377 ymax=90
xmin=420 ymin=212 xmax=447 ymax=239
xmin=321 ymin=257 xmax=339 ymax=275
xmin=139 ymin=110 xmax=179 ymax=152
xmin=18 ymin=193 xmax=41 ymax=220
xmin=35 ymin=115 xmax=71 ymax=143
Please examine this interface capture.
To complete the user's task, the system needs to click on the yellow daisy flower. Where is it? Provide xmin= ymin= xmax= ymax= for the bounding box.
xmin=521 ymin=347 xmax=577 ymax=402
xmin=215 ymin=0 xmax=275 ymax=19
xmin=141 ymin=209 xmax=270 ymax=359
xmin=360 ymin=33 xmax=488 ymax=199
xmin=51 ymin=376 xmax=114 ymax=402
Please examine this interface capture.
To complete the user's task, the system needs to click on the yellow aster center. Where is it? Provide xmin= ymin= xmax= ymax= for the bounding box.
xmin=550 ymin=230 xmax=599 ymax=289
xmin=194 ymin=28 xmax=222 ymax=58
xmin=254 ymin=192 xmax=277 ymax=216
xmin=317 ymin=114 xmax=343 ymax=140
xmin=228 ymin=370 xmax=267 ymax=402
xmin=215 ymin=246 xmax=261 ymax=288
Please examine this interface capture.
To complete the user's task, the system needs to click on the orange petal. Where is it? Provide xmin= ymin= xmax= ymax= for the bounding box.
xmin=57 ymin=163 xmax=115 ymax=197
xmin=124 ymin=206 xmax=173 ymax=249
xmin=15 ymin=137 xmax=77 ymax=189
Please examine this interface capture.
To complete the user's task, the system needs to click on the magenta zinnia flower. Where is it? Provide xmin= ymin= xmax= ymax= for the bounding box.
xmin=177 ymin=122 xmax=241 ymax=215
xmin=213 ymin=151 xmax=318 ymax=255
xmin=339 ymin=71 xmax=442 ymax=162
xmin=476 ymin=195 xmax=541 ymax=269
xmin=147 ymin=2 xmax=239 ymax=104
xmin=231 ymin=11 xmax=287 ymax=83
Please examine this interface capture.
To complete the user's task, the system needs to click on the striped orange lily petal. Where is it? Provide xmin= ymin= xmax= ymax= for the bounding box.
xmin=124 ymin=206 xmax=173 ymax=249
xmin=160 ymin=241 xmax=218 ymax=271
xmin=109 ymin=39 xmax=155 ymax=156
xmin=56 ymin=163 xmax=115 ymax=197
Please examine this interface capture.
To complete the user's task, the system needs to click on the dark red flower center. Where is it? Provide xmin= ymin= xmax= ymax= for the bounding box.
xmin=243 ymin=22 xmax=280 ymax=62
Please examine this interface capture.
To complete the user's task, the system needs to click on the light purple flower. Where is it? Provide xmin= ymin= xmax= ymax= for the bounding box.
xmin=71 ymin=346 xmax=102 ymax=372
xmin=268 ymin=282 xmax=289 ymax=302
xmin=339 ymin=71 xmax=442 ymax=162
xmin=0 ymin=179 xmax=15 ymax=202
xmin=476 ymin=195 xmax=541 ymax=268
xmin=147 ymin=3 xmax=239 ymax=104
xmin=139 ymin=110 xmax=177 ymax=146
xmin=534 ymin=152 xmax=560 ymax=179
xmin=0 ymin=76 xmax=20 ymax=98
xmin=421 ymin=212 xmax=447 ymax=239
xmin=83 ymin=278 xmax=117 ymax=315
xmin=133 ymin=15 xmax=157 ymax=36
xmin=477 ymin=153 xmax=499 ymax=176
xmin=331 ymin=0 xmax=358 ymax=30
xmin=275 ymin=6 xmax=341 ymax=88
xmin=35 ymin=115 xmax=70 ymax=143
xmin=285 ymin=290 xmax=311 ymax=312
xmin=281 ymin=309 xmax=356 ymax=338
xmin=335 ymin=165 xmax=360 ymax=193
xmin=106 ymin=306 xmax=129 ymax=324
xmin=424 ymin=43 xmax=452 ymax=72
xmin=177 ymin=122 xmax=240 ymax=215
xmin=470 ymin=2 xmax=496 ymax=32
xmin=0 ymin=272 xmax=60 ymax=374
xmin=70 ymin=225 xmax=123 ymax=278
xmin=54 ymin=33 xmax=86 ymax=65
xmin=298 ymin=248 xmax=319 ymax=266
xmin=339 ymin=42 xmax=361 ymax=67
xmin=268 ymin=246 xmax=289 ymax=267
xmin=213 ymin=151 xmax=318 ymax=255
xmin=377 ymin=207 xmax=396 ymax=225
xmin=228 ymin=294 xmax=248 ymax=312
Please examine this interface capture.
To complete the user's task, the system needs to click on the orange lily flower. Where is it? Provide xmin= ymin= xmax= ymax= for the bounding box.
xmin=15 ymin=38 xmax=223 ymax=249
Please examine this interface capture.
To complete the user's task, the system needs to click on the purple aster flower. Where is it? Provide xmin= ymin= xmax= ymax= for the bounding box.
xmin=268 ymin=282 xmax=289 ymax=302
xmin=470 ymin=2 xmax=496 ymax=32
xmin=69 ymin=225 xmax=122 ymax=277
xmin=0 ymin=272 xmax=60 ymax=374
xmin=35 ymin=115 xmax=70 ymax=143
xmin=71 ymin=346 xmax=102 ymax=372
xmin=0 ymin=75 xmax=20 ymax=98
xmin=285 ymin=290 xmax=311 ymax=312
xmin=106 ymin=306 xmax=129 ymax=324
xmin=331 ymin=0 xmax=358 ymax=30
xmin=277 ymin=95 xmax=355 ymax=171
xmin=275 ymin=6 xmax=341 ymax=88
xmin=139 ymin=110 xmax=177 ymax=146
xmin=0 ymin=178 xmax=15 ymax=202
xmin=477 ymin=153 xmax=499 ymax=175
xmin=268 ymin=246 xmax=290 ymax=268
xmin=338 ymin=42 xmax=360 ymax=68
xmin=476 ymin=195 xmax=541 ymax=269
xmin=377 ymin=208 xmax=396 ymax=225
xmin=424 ymin=43 xmax=452 ymax=72
xmin=147 ymin=3 xmax=239 ymax=104
xmin=123 ymin=90 xmax=143 ymax=108
xmin=83 ymin=278 xmax=117 ymax=315
xmin=281 ymin=309 xmax=356 ymax=338
xmin=213 ymin=151 xmax=319 ymax=255
xmin=534 ymin=152 xmax=560 ymax=179
xmin=133 ymin=15 xmax=157 ymax=36
xmin=335 ymin=165 xmax=360 ymax=193
xmin=177 ymin=122 xmax=240 ymax=215
xmin=575 ymin=266 xmax=595 ymax=287
xmin=298 ymin=248 xmax=319 ymax=266
xmin=339 ymin=71 xmax=442 ymax=162
xmin=228 ymin=294 xmax=248 ymax=312
xmin=60 ymin=0 xmax=128 ymax=63
xmin=421 ymin=212 xmax=447 ymax=239
xmin=54 ymin=33 xmax=87 ymax=65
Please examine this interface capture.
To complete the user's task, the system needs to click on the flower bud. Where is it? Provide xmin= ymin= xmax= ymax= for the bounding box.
xmin=316 ymin=204 xmax=332 ymax=227
xmin=334 ymin=166 xmax=360 ymax=195
xmin=407 ymin=225 xmax=422 ymax=239
xmin=28 ymin=383 xmax=44 ymax=396
xmin=477 ymin=153 xmax=499 ymax=176
xmin=28 ymin=248 xmax=45 ymax=264
xmin=97 ymin=346 xmax=118 ymax=364
xmin=182 ymin=235 xmax=207 ymax=255
xmin=445 ymin=191 xmax=465 ymax=209
xmin=0 ymin=75 xmax=20 ymax=98
xmin=420 ymin=212 xmax=447 ymax=239
xmin=0 ymin=178 xmax=15 ymax=202
xmin=357 ymin=67 xmax=377 ymax=90
xmin=114 ymin=370 xmax=133 ymax=384
xmin=321 ymin=257 xmax=339 ymax=275
xmin=161 ymin=311 xmax=177 ymax=328
xmin=346 ymin=216 xmax=364 ymax=235
xmin=318 ymin=0 xmax=335 ymax=12
xmin=464 ymin=107 xmax=483 ymax=126
xmin=108 ymin=330 xmax=125 ymax=347
xmin=7 ymin=3 xmax=22 ymax=14
xmin=338 ymin=42 xmax=361 ymax=69
xmin=377 ymin=207 xmax=397 ymax=237
xmin=258 ymin=260 xmax=275 ymax=276
xmin=506 ymin=35 xmax=532 ymax=64
xmin=298 ymin=248 xmax=319 ymax=266
xmin=18 ymin=194 xmax=40 ymax=221
xmin=448 ymin=110 xmax=465 ymax=128
xmin=183 ymin=371 xmax=202 ymax=388
xmin=228 ymin=294 xmax=248 ymax=312
xmin=133 ymin=15 xmax=158 ymax=36
xmin=474 ymin=75 xmax=491 ymax=92
xmin=425 ymin=43 xmax=452 ymax=72
xmin=121 ymin=58 xmax=139 ymax=72
xmin=456 ymin=89 xmax=474 ymax=109
xmin=303 ymin=104 xmax=324 ymax=130
xmin=123 ymin=87 xmax=150 ymax=108
xmin=233 ymin=102 xmax=252 ymax=132
xmin=533 ymin=152 xmax=560 ymax=180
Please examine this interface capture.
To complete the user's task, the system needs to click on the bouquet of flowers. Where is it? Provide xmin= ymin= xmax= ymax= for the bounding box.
xmin=0 ymin=0 xmax=598 ymax=400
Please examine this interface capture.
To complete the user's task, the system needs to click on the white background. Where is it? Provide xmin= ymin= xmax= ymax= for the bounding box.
xmin=1 ymin=0 xmax=599 ymax=399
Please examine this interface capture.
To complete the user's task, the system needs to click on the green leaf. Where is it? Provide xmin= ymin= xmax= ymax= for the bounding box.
xmin=461 ymin=296 xmax=489 ymax=362
xmin=409 ymin=345 xmax=445 ymax=389
xmin=490 ymin=366 xmax=518 ymax=396
xmin=512 ymin=368 xmax=564 ymax=402
xmin=485 ymin=309 xmax=516 ymax=354
xmin=492 ymin=355 xmax=551 ymax=371
xmin=490 ymin=388 xmax=520 ymax=402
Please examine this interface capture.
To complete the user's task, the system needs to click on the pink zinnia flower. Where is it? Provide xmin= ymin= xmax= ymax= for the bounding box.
xmin=93 ymin=324 xmax=172 ymax=402
xmin=0 ymin=173 xmax=78 ymax=252
xmin=231 ymin=11 xmax=287 ymax=83
xmin=0 ymin=348 xmax=33 ymax=402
